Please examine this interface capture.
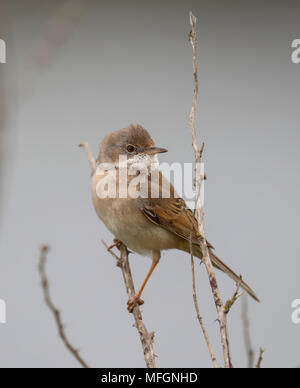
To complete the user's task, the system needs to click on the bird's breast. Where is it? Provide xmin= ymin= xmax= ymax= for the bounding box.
xmin=91 ymin=170 xmax=178 ymax=256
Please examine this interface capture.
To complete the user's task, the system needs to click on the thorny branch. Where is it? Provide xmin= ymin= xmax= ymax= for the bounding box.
xmin=38 ymin=245 xmax=89 ymax=368
xmin=103 ymin=241 xmax=156 ymax=368
xmin=188 ymin=11 xmax=235 ymax=368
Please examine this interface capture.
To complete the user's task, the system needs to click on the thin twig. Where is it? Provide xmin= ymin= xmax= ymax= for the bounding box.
xmin=256 ymin=347 xmax=264 ymax=368
xmin=224 ymin=277 xmax=244 ymax=315
xmin=242 ymin=295 xmax=255 ymax=368
xmin=190 ymin=244 xmax=218 ymax=368
xmin=102 ymin=241 xmax=156 ymax=368
xmin=38 ymin=245 xmax=89 ymax=368
xmin=16 ymin=0 xmax=87 ymax=102
xmin=1 ymin=1 xmax=86 ymax=224
xmin=79 ymin=142 xmax=97 ymax=175
xmin=186 ymin=209 xmax=218 ymax=368
xmin=188 ymin=11 xmax=233 ymax=368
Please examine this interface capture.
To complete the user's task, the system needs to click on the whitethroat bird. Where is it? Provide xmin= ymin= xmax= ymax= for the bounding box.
xmin=91 ymin=124 xmax=259 ymax=312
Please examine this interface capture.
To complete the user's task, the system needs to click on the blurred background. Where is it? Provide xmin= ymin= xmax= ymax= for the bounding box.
xmin=0 ymin=0 xmax=299 ymax=368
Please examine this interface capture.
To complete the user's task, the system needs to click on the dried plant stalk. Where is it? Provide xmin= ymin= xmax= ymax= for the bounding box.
xmin=188 ymin=11 xmax=233 ymax=368
xmin=38 ymin=245 xmax=89 ymax=368
xmin=103 ymin=242 xmax=156 ymax=368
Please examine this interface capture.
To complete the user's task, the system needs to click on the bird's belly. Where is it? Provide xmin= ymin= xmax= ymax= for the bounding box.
xmin=92 ymin=184 xmax=178 ymax=257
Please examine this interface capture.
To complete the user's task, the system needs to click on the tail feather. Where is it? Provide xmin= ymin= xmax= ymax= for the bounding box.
xmin=208 ymin=248 xmax=260 ymax=303
xmin=191 ymin=243 xmax=260 ymax=302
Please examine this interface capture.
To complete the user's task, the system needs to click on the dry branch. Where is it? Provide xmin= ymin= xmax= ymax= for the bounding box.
xmin=103 ymin=241 xmax=156 ymax=368
xmin=256 ymin=347 xmax=264 ymax=368
xmin=17 ymin=0 xmax=86 ymax=101
xmin=0 ymin=1 xmax=86 ymax=227
xmin=79 ymin=142 xmax=97 ymax=174
xmin=188 ymin=11 xmax=233 ymax=368
xmin=242 ymin=295 xmax=255 ymax=368
xmin=190 ymin=251 xmax=218 ymax=368
xmin=224 ymin=277 xmax=243 ymax=315
xmin=38 ymin=245 xmax=89 ymax=368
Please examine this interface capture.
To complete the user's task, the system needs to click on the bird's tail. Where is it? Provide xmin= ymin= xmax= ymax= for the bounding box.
xmin=194 ymin=245 xmax=260 ymax=303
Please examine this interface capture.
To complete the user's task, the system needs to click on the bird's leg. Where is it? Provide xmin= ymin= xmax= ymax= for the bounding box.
xmin=127 ymin=251 xmax=161 ymax=313
xmin=108 ymin=238 xmax=123 ymax=251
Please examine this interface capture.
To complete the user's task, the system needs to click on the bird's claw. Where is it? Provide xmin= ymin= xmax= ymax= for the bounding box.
xmin=127 ymin=295 xmax=144 ymax=313
xmin=108 ymin=239 xmax=122 ymax=251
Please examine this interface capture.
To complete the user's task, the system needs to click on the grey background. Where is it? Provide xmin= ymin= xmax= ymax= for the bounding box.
xmin=0 ymin=0 xmax=299 ymax=368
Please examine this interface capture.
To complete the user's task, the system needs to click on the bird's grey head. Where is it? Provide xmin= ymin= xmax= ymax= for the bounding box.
xmin=97 ymin=124 xmax=167 ymax=165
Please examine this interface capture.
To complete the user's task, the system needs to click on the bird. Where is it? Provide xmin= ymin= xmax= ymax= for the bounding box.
xmin=91 ymin=124 xmax=259 ymax=312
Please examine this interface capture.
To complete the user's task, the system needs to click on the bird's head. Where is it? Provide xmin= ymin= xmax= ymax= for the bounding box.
xmin=97 ymin=124 xmax=167 ymax=167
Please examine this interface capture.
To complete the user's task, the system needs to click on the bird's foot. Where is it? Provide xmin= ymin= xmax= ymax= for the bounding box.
xmin=127 ymin=295 xmax=144 ymax=313
xmin=108 ymin=239 xmax=122 ymax=251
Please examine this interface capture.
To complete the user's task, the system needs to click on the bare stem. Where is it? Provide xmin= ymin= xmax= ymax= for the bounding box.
xmin=256 ymin=347 xmax=264 ymax=368
xmin=103 ymin=241 xmax=156 ymax=368
xmin=242 ymin=295 xmax=255 ymax=368
xmin=38 ymin=245 xmax=89 ymax=368
xmin=190 ymin=250 xmax=218 ymax=368
xmin=79 ymin=142 xmax=97 ymax=175
xmin=224 ymin=277 xmax=243 ymax=315
xmin=188 ymin=11 xmax=233 ymax=368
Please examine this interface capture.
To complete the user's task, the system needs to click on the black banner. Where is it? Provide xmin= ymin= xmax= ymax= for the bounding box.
xmin=0 ymin=368 xmax=227 ymax=384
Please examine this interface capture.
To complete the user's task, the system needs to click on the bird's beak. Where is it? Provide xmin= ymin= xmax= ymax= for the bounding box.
xmin=143 ymin=147 xmax=168 ymax=155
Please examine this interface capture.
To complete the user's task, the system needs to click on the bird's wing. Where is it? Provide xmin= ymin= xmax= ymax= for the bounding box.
xmin=141 ymin=196 xmax=201 ymax=244
xmin=138 ymin=171 xmax=260 ymax=302
xmin=138 ymin=171 xmax=206 ymax=246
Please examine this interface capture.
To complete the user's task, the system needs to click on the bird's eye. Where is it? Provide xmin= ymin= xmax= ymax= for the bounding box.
xmin=126 ymin=144 xmax=136 ymax=153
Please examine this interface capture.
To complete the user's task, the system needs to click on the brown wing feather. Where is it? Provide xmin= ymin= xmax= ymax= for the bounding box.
xmin=139 ymin=172 xmax=209 ymax=245
xmin=138 ymin=172 xmax=260 ymax=302
xmin=142 ymin=197 xmax=201 ymax=243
